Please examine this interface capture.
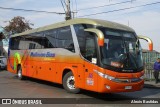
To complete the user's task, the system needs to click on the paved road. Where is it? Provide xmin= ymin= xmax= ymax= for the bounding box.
xmin=0 ymin=70 xmax=160 ymax=107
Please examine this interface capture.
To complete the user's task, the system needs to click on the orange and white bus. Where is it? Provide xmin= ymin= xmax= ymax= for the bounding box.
xmin=7 ymin=18 xmax=153 ymax=93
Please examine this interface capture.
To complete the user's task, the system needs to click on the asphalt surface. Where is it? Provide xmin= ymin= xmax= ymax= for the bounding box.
xmin=144 ymin=81 xmax=160 ymax=89
xmin=0 ymin=70 xmax=160 ymax=107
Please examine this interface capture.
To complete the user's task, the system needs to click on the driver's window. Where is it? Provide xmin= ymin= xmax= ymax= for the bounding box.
xmin=73 ymin=24 xmax=97 ymax=63
xmin=84 ymin=35 xmax=97 ymax=64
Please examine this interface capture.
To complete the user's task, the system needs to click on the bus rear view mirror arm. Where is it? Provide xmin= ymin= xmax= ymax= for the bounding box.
xmin=84 ymin=28 xmax=104 ymax=46
xmin=138 ymin=35 xmax=153 ymax=51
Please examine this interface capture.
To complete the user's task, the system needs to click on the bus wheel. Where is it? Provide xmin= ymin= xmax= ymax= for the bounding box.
xmin=17 ymin=66 xmax=24 ymax=80
xmin=63 ymin=72 xmax=80 ymax=94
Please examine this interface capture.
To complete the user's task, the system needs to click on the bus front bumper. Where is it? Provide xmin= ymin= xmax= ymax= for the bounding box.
xmin=98 ymin=79 xmax=144 ymax=93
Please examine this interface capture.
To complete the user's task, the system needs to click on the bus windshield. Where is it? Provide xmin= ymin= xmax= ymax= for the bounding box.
xmin=101 ymin=29 xmax=143 ymax=72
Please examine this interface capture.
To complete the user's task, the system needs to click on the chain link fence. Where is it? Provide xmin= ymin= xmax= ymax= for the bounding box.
xmin=143 ymin=50 xmax=160 ymax=81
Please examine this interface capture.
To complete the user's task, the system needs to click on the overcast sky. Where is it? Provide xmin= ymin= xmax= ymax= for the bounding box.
xmin=0 ymin=0 xmax=160 ymax=51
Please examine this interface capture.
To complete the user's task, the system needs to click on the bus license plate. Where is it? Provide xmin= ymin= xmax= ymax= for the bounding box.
xmin=125 ymin=86 xmax=132 ymax=89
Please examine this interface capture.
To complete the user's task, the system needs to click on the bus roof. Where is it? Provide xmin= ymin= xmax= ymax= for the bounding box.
xmin=11 ymin=18 xmax=135 ymax=37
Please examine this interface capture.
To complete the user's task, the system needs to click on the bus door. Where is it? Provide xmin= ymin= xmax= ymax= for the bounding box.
xmin=83 ymin=34 xmax=98 ymax=91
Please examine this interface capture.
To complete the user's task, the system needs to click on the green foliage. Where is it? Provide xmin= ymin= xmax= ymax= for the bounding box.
xmin=4 ymin=16 xmax=33 ymax=37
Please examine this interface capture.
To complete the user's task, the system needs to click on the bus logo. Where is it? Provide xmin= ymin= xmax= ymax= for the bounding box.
xmin=30 ymin=52 xmax=55 ymax=57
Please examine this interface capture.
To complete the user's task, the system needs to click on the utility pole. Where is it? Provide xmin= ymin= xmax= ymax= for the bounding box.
xmin=65 ymin=0 xmax=71 ymax=20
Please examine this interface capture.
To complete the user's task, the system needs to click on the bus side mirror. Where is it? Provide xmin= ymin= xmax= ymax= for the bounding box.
xmin=138 ymin=35 xmax=153 ymax=51
xmin=84 ymin=28 xmax=104 ymax=46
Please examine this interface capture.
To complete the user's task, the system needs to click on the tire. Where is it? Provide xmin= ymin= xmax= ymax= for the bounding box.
xmin=63 ymin=72 xmax=80 ymax=94
xmin=17 ymin=66 xmax=24 ymax=80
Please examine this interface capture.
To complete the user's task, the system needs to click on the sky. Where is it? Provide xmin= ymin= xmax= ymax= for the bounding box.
xmin=0 ymin=0 xmax=160 ymax=51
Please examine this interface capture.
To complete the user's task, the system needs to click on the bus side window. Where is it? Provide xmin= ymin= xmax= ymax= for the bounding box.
xmin=45 ymin=29 xmax=57 ymax=48
xmin=28 ymin=32 xmax=50 ymax=49
xmin=29 ymin=43 xmax=36 ymax=49
xmin=57 ymin=26 xmax=75 ymax=52
xmin=18 ymin=37 xmax=31 ymax=50
xmin=10 ymin=37 xmax=20 ymax=50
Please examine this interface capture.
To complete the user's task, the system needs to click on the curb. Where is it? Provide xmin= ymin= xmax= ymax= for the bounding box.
xmin=144 ymin=83 xmax=160 ymax=89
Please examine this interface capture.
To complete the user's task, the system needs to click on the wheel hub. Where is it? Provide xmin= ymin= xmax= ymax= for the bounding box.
xmin=67 ymin=76 xmax=75 ymax=90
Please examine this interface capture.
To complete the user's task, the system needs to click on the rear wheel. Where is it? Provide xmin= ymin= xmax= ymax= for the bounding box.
xmin=63 ymin=72 xmax=80 ymax=93
xmin=17 ymin=66 xmax=24 ymax=80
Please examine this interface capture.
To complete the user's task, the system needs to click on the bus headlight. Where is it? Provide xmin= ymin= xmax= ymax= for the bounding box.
xmin=105 ymin=75 xmax=115 ymax=80
xmin=94 ymin=70 xmax=115 ymax=80
xmin=97 ymin=71 xmax=105 ymax=77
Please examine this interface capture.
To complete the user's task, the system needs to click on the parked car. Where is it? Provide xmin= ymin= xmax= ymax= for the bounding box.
xmin=0 ymin=56 xmax=7 ymax=70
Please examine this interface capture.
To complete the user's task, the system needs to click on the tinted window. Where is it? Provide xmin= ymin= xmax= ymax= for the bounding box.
xmin=10 ymin=32 xmax=54 ymax=50
xmin=74 ymin=24 xmax=94 ymax=56
xmin=74 ymin=25 xmax=85 ymax=51
xmin=29 ymin=43 xmax=36 ymax=49
xmin=45 ymin=29 xmax=57 ymax=48
xmin=10 ymin=26 xmax=74 ymax=51
xmin=24 ymin=36 xmax=53 ymax=49
xmin=74 ymin=24 xmax=97 ymax=63
xmin=57 ymin=26 xmax=75 ymax=52
xmin=84 ymin=35 xmax=97 ymax=62
xmin=10 ymin=37 xmax=21 ymax=50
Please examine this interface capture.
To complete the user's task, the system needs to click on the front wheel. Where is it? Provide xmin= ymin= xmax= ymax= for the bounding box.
xmin=63 ymin=72 xmax=80 ymax=94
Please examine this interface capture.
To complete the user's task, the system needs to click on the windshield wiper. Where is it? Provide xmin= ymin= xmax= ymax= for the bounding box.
xmin=121 ymin=39 xmax=138 ymax=69
xmin=128 ymin=52 xmax=138 ymax=69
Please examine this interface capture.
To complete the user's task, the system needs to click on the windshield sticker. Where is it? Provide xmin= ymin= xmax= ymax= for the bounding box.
xmin=111 ymin=61 xmax=123 ymax=68
xmin=92 ymin=58 xmax=97 ymax=64
xmin=30 ymin=52 xmax=55 ymax=57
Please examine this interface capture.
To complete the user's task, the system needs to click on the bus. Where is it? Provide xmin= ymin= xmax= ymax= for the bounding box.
xmin=7 ymin=18 xmax=153 ymax=93
xmin=0 ymin=40 xmax=2 ymax=56
xmin=0 ymin=32 xmax=4 ymax=56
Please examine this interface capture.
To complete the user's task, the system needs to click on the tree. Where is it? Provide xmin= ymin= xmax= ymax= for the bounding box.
xmin=4 ymin=16 xmax=33 ymax=36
